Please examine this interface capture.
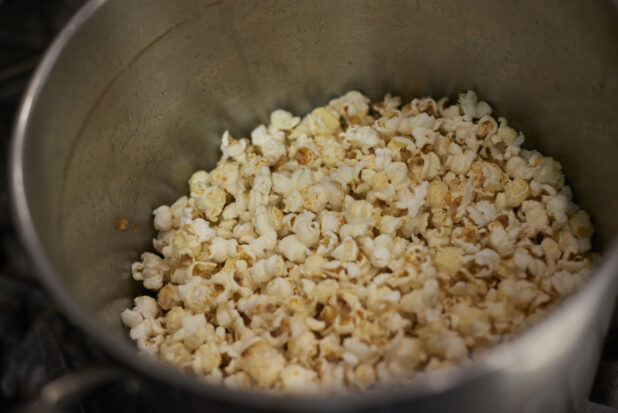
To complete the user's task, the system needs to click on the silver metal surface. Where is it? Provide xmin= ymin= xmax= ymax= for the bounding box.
xmin=9 ymin=0 xmax=618 ymax=411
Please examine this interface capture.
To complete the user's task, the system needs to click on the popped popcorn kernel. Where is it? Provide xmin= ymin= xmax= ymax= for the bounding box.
xmin=504 ymin=178 xmax=531 ymax=208
xmin=426 ymin=180 xmax=449 ymax=209
xmin=122 ymin=90 xmax=596 ymax=393
xmin=435 ymin=247 xmax=463 ymax=276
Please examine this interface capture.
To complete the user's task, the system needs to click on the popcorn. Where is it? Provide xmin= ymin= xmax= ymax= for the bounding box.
xmin=496 ymin=120 xmax=518 ymax=144
xmin=488 ymin=224 xmax=516 ymax=257
xmin=165 ymin=307 xmax=186 ymax=333
xmin=481 ymin=162 xmax=507 ymax=194
xmin=134 ymin=295 xmax=159 ymax=319
xmin=209 ymin=238 xmax=239 ymax=262
xmin=307 ymin=107 xmax=340 ymax=136
xmin=232 ymin=222 xmax=256 ymax=244
xmin=531 ymin=157 xmax=564 ymax=188
xmin=158 ymin=284 xmax=181 ymax=310
xmin=281 ymin=364 xmax=318 ymax=392
xmin=344 ymin=199 xmax=381 ymax=226
xmin=520 ymin=201 xmax=550 ymax=238
xmin=248 ymin=173 xmax=272 ymax=212
xmin=220 ymin=131 xmax=248 ymax=162
xmin=319 ymin=210 xmax=344 ymax=234
xmin=177 ymin=277 xmax=216 ymax=313
xmin=568 ymin=210 xmax=593 ymax=239
xmin=422 ymin=152 xmax=442 ymax=180
xmin=467 ymin=201 xmax=497 ymax=227
xmin=513 ymin=248 xmax=548 ymax=279
xmin=265 ymin=277 xmax=294 ymax=298
xmin=541 ymin=238 xmax=561 ymax=262
xmin=287 ymin=329 xmax=319 ymax=360
xmin=551 ymin=270 xmax=585 ymax=296
xmin=435 ymin=247 xmax=463 ymax=276
xmin=505 ymin=156 xmax=528 ymax=179
xmin=300 ymin=254 xmax=323 ymax=278
xmin=193 ymin=343 xmax=222 ymax=375
xmin=463 ymin=248 xmax=500 ymax=278
xmin=497 ymin=278 xmax=541 ymax=311
xmin=153 ymin=206 xmax=173 ymax=231
xmin=290 ymin=138 xmax=320 ymax=167
xmin=331 ymin=237 xmax=359 ymax=262
xmin=353 ymin=363 xmax=377 ymax=387
xmin=458 ymin=90 xmax=492 ymax=120
xmin=418 ymin=324 xmax=468 ymax=361
xmin=181 ymin=313 xmax=208 ymax=350
xmin=396 ymin=181 xmax=428 ymax=218
xmin=282 ymin=190 xmax=304 ymax=213
xmin=426 ymin=180 xmax=449 ymax=209
xmin=374 ymin=111 xmax=402 ymax=136
xmin=445 ymin=149 xmax=476 ymax=175
xmin=270 ymin=109 xmax=300 ymax=131
xmin=425 ymin=227 xmax=452 ymax=248
xmin=251 ymin=125 xmax=283 ymax=147
xmin=252 ymin=254 xmax=285 ymax=285
xmin=133 ymin=252 xmax=168 ymax=291
xmin=313 ymin=280 xmax=339 ymax=303
xmin=387 ymin=337 xmax=423 ymax=376
xmin=123 ymin=90 xmax=596 ymax=393
xmin=409 ymin=129 xmax=434 ymax=152
xmin=450 ymin=303 xmax=492 ymax=342
xmin=120 ymin=309 xmax=143 ymax=328
xmin=292 ymin=211 xmax=321 ymax=247
xmin=160 ymin=342 xmax=192 ymax=367
xmin=278 ymin=235 xmax=309 ymax=263
xmin=558 ymin=229 xmax=579 ymax=258
xmin=503 ymin=178 xmax=531 ymax=208
xmin=329 ymin=91 xmax=370 ymax=124
xmin=211 ymin=162 xmax=242 ymax=195
xmin=315 ymin=136 xmax=346 ymax=166
xmin=316 ymin=231 xmax=339 ymax=256
xmin=344 ymin=125 xmax=381 ymax=149
xmin=193 ymin=185 xmax=226 ymax=222
xmin=378 ymin=215 xmax=403 ymax=236
xmin=546 ymin=193 xmax=569 ymax=230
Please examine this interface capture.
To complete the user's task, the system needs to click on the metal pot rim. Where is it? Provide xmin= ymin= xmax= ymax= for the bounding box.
xmin=9 ymin=0 xmax=618 ymax=409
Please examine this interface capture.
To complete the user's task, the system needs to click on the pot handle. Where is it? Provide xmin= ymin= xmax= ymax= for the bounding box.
xmin=16 ymin=366 xmax=138 ymax=413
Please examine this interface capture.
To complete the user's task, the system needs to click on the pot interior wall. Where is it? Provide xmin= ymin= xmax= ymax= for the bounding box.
xmin=20 ymin=0 xmax=618 ymax=332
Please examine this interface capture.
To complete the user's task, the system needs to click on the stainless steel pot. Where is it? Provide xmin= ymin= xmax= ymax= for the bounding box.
xmin=9 ymin=0 xmax=618 ymax=411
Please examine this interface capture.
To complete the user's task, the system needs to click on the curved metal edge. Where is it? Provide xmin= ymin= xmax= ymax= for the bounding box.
xmin=8 ymin=0 xmax=618 ymax=410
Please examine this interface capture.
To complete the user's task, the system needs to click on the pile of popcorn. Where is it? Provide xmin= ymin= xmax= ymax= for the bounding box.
xmin=121 ymin=91 xmax=596 ymax=392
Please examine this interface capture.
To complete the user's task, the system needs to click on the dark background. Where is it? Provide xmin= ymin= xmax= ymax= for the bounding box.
xmin=0 ymin=0 xmax=616 ymax=412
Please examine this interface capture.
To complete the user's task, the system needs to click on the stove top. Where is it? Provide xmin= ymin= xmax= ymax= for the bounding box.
xmin=0 ymin=1 xmax=616 ymax=412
